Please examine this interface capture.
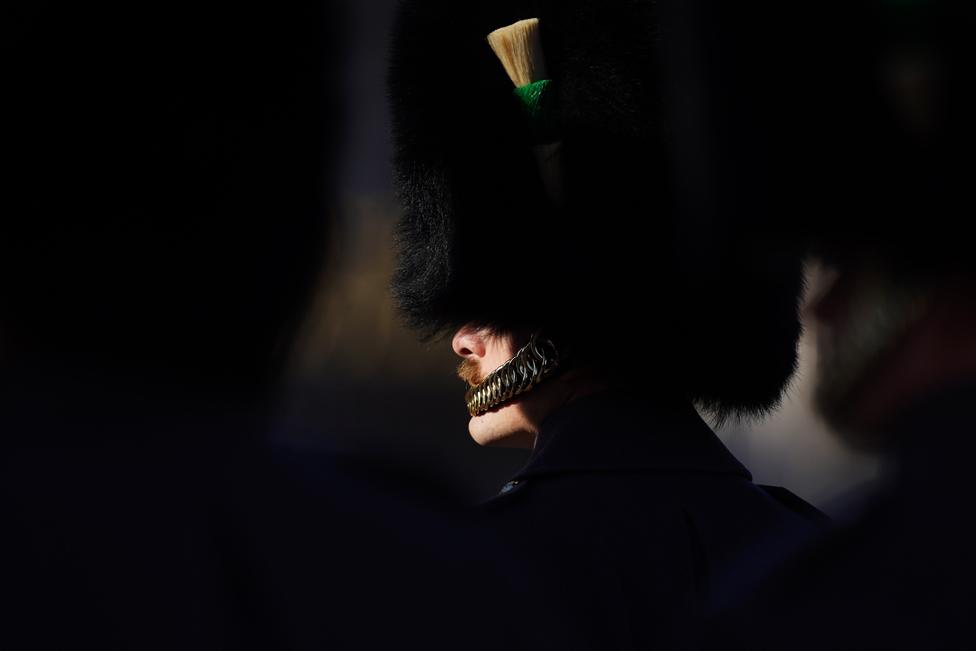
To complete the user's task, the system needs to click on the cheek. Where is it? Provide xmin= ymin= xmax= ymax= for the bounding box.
xmin=482 ymin=341 xmax=517 ymax=372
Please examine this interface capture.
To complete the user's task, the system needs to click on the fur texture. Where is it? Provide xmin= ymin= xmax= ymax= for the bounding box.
xmin=388 ymin=0 xmax=805 ymax=416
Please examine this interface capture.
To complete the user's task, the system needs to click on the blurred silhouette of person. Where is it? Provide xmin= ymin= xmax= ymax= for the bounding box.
xmin=705 ymin=1 xmax=976 ymax=649
xmin=388 ymin=0 xmax=826 ymax=647
xmin=1 ymin=2 xmax=508 ymax=649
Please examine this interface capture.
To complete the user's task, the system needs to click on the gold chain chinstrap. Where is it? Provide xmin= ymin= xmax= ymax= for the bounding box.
xmin=464 ymin=334 xmax=560 ymax=417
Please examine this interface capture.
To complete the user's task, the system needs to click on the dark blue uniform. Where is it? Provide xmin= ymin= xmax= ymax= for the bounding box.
xmin=478 ymin=390 xmax=825 ymax=650
xmin=0 ymin=414 xmax=515 ymax=651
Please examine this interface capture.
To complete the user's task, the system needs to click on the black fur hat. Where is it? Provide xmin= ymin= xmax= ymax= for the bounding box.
xmin=389 ymin=0 xmax=805 ymax=417
xmin=800 ymin=0 xmax=976 ymax=277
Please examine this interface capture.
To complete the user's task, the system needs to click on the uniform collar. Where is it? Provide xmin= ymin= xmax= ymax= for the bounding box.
xmin=512 ymin=390 xmax=751 ymax=481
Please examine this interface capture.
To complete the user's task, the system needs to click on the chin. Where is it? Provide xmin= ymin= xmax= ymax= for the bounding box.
xmin=467 ymin=404 xmax=536 ymax=449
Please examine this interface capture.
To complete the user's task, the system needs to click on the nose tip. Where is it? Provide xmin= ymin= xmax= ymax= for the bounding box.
xmin=452 ymin=326 xmax=487 ymax=359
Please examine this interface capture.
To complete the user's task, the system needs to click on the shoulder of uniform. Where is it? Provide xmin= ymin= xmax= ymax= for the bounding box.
xmin=758 ymin=484 xmax=831 ymax=528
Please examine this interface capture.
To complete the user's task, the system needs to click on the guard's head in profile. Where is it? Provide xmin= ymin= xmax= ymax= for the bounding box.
xmin=800 ymin=0 xmax=976 ymax=450
xmin=388 ymin=0 xmax=808 ymax=447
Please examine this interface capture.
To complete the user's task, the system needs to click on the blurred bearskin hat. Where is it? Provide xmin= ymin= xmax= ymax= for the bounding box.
xmin=799 ymin=0 xmax=976 ymax=279
xmin=389 ymin=0 xmax=806 ymax=418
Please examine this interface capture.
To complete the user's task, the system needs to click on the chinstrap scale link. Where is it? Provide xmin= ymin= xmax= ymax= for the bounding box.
xmin=464 ymin=333 xmax=560 ymax=417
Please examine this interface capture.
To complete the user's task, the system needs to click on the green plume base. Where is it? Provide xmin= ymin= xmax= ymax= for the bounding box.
xmin=514 ymin=79 xmax=558 ymax=144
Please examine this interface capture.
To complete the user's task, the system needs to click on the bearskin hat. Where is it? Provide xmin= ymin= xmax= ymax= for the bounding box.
xmin=799 ymin=0 xmax=976 ymax=277
xmin=388 ymin=0 xmax=807 ymax=418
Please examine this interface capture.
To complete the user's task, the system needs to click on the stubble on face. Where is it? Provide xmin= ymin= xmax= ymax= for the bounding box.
xmin=457 ymin=357 xmax=484 ymax=388
xmin=452 ymin=329 xmax=538 ymax=449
